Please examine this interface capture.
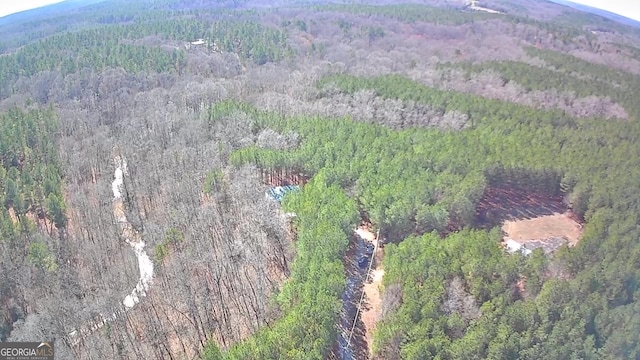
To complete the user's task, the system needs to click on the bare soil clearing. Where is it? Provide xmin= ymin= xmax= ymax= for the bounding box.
xmin=7 ymin=206 xmax=18 ymax=224
xmin=362 ymin=267 xmax=384 ymax=354
xmin=476 ymin=185 xmax=583 ymax=252
xmin=502 ymin=212 xmax=582 ymax=246
xmin=357 ymin=225 xmax=384 ymax=357
xmin=355 ymin=226 xmax=376 ymax=242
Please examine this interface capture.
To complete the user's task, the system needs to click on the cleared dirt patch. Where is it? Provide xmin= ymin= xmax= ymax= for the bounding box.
xmin=503 ymin=212 xmax=582 ymax=246
xmin=355 ymin=226 xmax=376 ymax=242
xmin=7 ymin=206 xmax=18 ymax=224
xmin=357 ymin=226 xmax=384 ymax=357
xmin=476 ymin=184 xmax=583 ymax=253
xmin=362 ymin=267 xmax=384 ymax=355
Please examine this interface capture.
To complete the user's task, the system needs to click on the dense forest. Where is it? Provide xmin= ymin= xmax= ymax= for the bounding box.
xmin=1 ymin=0 xmax=640 ymax=359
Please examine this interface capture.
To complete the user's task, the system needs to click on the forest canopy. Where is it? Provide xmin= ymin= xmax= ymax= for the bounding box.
xmin=1 ymin=0 xmax=640 ymax=359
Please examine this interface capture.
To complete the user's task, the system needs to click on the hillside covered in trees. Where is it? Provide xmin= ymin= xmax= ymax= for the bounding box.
xmin=1 ymin=0 xmax=640 ymax=359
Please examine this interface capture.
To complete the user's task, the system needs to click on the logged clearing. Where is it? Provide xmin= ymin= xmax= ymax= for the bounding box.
xmin=502 ymin=212 xmax=582 ymax=245
xmin=476 ymin=185 xmax=583 ymax=253
xmin=476 ymin=186 xmax=566 ymax=229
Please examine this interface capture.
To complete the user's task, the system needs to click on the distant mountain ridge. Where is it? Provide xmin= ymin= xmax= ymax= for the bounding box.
xmin=547 ymin=0 xmax=640 ymax=28
xmin=0 ymin=0 xmax=106 ymax=24
xmin=3 ymin=0 xmax=640 ymax=29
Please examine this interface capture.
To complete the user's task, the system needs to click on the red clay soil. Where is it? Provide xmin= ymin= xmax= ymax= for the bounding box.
xmin=475 ymin=185 xmax=567 ymax=229
xmin=362 ymin=267 xmax=384 ymax=355
xmin=261 ymin=168 xmax=309 ymax=186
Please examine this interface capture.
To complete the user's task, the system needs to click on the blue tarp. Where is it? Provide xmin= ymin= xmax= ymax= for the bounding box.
xmin=266 ymin=185 xmax=300 ymax=202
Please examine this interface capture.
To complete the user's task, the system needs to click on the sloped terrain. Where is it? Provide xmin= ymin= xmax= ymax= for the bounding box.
xmin=1 ymin=1 xmax=640 ymax=359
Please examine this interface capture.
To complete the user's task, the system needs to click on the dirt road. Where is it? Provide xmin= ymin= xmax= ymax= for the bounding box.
xmin=335 ymin=226 xmax=383 ymax=359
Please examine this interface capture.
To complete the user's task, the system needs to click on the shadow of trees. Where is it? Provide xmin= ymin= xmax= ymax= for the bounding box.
xmin=475 ymin=185 xmax=566 ymax=229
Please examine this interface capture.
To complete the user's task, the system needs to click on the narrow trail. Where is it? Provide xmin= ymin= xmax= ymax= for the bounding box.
xmin=360 ymin=231 xmax=384 ymax=356
xmin=66 ymin=156 xmax=154 ymax=347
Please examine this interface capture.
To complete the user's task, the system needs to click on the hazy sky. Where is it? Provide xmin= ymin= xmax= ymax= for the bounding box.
xmin=0 ymin=0 xmax=639 ymax=21
xmin=572 ymin=0 xmax=640 ymax=21
xmin=0 ymin=0 xmax=65 ymax=18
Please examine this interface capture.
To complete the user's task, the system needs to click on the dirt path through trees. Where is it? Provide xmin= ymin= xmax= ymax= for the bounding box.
xmin=357 ymin=226 xmax=384 ymax=357
xmin=66 ymin=156 xmax=154 ymax=347
xmin=362 ymin=259 xmax=384 ymax=354
xmin=112 ymin=155 xmax=154 ymax=308
xmin=334 ymin=225 xmax=384 ymax=359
